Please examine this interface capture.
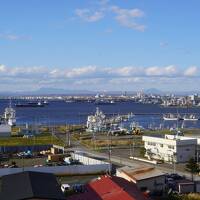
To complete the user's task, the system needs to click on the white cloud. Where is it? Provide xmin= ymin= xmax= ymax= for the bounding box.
xmin=0 ymin=33 xmax=31 ymax=41
xmin=184 ymin=66 xmax=198 ymax=76
xmin=109 ymin=77 xmax=141 ymax=84
xmin=110 ymin=6 xmax=146 ymax=31
xmin=75 ymin=9 xmax=104 ymax=22
xmin=75 ymin=3 xmax=146 ymax=31
xmin=0 ymin=65 xmax=197 ymax=79
xmin=145 ymin=65 xmax=177 ymax=76
xmin=98 ymin=0 xmax=110 ymax=5
xmin=160 ymin=42 xmax=169 ymax=47
xmin=65 ymin=66 xmax=97 ymax=78
xmin=50 ymin=66 xmax=97 ymax=78
xmin=0 ymin=65 xmax=199 ymax=91
xmin=107 ymin=66 xmax=143 ymax=76
xmin=0 ymin=65 xmax=7 ymax=72
xmin=74 ymin=78 xmax=102 ymax=85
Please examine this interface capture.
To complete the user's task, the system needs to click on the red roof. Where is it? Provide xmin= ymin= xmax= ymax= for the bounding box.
xmin=68 ymin=175 xmax=149 ymax=200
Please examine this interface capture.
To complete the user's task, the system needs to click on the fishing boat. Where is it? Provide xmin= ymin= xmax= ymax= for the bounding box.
xmin=163 ymin=114 xmax=183 ymax=121
xmin=183 ymin=114 xmax=199 ymax=121
xmin=43 ymin=100 xmax=49 ymax=105
xmin=4 ymin=101 xmax=16 ymax=126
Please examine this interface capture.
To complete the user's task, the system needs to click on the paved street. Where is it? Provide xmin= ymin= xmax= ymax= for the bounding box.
xmin=56 ymin=132 xmax=200 ymax=181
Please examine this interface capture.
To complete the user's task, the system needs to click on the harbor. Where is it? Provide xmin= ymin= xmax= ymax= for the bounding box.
xmin=0 ymin=99 xmax=200 ymax=130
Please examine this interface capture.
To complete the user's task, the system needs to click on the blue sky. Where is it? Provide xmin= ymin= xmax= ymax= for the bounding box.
xmin=0 ymin=0 xmax=199 ymax=92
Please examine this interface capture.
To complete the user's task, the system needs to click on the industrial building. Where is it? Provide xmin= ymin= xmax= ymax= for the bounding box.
xmin=116 ymin=166 xmax=166 ymax=193
xmin=142 ymin=134 xmax=197 ymax=163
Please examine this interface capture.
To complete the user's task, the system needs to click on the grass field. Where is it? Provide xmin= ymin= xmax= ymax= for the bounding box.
xmin=0 ymin=135 xmax=64 ymax=146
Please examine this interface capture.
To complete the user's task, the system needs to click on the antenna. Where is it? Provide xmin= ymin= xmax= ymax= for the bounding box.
xmin=9 ymin=97 xmax=12 ymax=108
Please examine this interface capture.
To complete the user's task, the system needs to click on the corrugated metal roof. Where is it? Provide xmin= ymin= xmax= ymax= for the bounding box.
xmin=68 ymin=175 xmax=148 ymax=200
xmin=118 ymin=166 xmax=165 ymax=181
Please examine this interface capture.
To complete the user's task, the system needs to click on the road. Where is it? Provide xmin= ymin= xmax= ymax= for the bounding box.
xmin=71 ymin=146 xmax=200 ymax=181
xmin=56 ymin=132 xmax=200 ymax=181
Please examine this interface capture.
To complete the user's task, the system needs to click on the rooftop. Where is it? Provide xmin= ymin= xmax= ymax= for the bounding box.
xmin=68 ymin=175 xmax=148 ymax=200
xmin=117 ymin=166 xmax=166 ymax=181
xmin=0 ymin=171 xmax=66 ymax=200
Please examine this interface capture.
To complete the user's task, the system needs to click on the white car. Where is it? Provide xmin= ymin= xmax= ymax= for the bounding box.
xmin=61 ymin=184 xmax=70 ymax=193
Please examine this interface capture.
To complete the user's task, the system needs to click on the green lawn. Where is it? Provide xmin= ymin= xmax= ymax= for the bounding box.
xmin=0 ymin=135 xmax=64 ymax=146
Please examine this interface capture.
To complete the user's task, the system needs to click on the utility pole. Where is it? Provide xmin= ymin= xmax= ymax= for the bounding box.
xmin=173 ymin=153 xmax=177 ymax=174
xmin=129 ymin=136 xmax=134 ymax=158
xmin=108 ymin=132 xmax=112 ymax=175
xmin=92 ymin=131 xmax=96 ymax=150
xmin=197 ymin=145 xmax=199 ymax=165
xmin=66 ymin=125 xmax=71 ymax=147
xmin=22 ymin=155 xmax=24 ymax=172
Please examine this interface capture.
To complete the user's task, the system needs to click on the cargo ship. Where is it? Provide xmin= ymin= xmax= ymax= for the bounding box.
xmin=15 ymin=101 xmax=45 ymax=107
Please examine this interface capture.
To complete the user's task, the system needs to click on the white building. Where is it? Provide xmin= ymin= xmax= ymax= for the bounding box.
xmin=142 ymin=134 xmax=197 ymax=163
xmin=0 ymin=124 xmax=11 ymax=137
xmin=116 ymin=166 xmax=166 ymax=193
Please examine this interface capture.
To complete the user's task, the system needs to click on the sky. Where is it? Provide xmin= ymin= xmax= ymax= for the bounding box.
xmin=0 ymin=0 xmax=200 ymax=92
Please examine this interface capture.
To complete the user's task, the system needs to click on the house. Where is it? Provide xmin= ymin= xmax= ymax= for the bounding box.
xmin=142 ymin=134 xmax=197 ymax=163
xmin=68 ymin=175 xmax=149 ymax=200
xmin=0 ymin=171 xmax=66 ymax=200
xmin=116 ymin=166 xmax=166 ymax=193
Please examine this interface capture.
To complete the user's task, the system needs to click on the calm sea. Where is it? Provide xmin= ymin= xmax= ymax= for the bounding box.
xmin=0 ymin=100 xmax=200 ymax=129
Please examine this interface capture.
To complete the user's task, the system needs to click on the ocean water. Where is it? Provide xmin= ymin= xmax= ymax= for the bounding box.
xmin=0 ymin=100 xmax=200 ymax=129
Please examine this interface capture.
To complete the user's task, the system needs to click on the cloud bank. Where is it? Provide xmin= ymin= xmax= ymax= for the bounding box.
xmin=0 ymin=64 xmax=199 ymax=92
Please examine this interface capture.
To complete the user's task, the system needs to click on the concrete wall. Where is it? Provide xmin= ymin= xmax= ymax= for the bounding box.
xmin=176 ymin=145 xmax=196 ymax=163
xmin=72 ymin=153 xmax=109 ymax=165
xmin=0 ymin=164 xmax=110 ymax=177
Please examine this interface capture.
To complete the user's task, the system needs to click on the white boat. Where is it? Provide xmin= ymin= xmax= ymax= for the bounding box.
xmin=86 ymin=107 xmax=106 ymax=132
xmin=183 ymin=114 xmax=199 ymax=121
xmin=4 ymin=101 xmax=16 ymax=126
xmin=65 ymin=100 xmax=75 ymax=103
xmin=163 ymin=114 xmax=180 ymax=121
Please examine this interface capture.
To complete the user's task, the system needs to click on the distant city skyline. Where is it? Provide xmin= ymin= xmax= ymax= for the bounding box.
xmin=0 ymin=0 xmax=199 ymax=92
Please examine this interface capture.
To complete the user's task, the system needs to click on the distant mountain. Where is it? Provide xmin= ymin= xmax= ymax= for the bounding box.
xmin=0 ymin=87 xmax=198 ymax=96
xmin=144 ymin=88 xmax=164 ymax=94
xmin=32 ymin=88 xmax=96 ymax=95
xmin=0 ymin=88 xmax=97 ymax=96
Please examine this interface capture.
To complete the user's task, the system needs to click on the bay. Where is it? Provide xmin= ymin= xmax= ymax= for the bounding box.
xmin=0 ymin=100 xmax=200 ymax=129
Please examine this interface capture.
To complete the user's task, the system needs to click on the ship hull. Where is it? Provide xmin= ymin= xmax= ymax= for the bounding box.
xmin=15 ymin=104 xmax=44 ymax=107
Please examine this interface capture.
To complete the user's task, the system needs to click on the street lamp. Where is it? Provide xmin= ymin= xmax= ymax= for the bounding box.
xmin=108 ymin=131 xmax=112 ymax=175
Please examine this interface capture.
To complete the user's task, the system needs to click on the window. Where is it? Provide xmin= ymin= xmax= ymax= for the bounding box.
xmin=147 ymin=142 xmax=156 ymax=146
xmin=168 ymin=145 xmax=174 ymax=149
xmin=140 ymin=187 xmax=147 ymax=191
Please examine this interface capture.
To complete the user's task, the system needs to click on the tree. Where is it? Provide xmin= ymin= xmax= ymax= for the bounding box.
xmin=185 ymin=157 xmax=199 ymax=181
xmin=140 ymin=147 xmax=146 ymax=158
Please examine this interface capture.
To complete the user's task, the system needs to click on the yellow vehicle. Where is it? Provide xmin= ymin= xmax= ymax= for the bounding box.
xmin=132 ymin=127 xmax=141 ymax=135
